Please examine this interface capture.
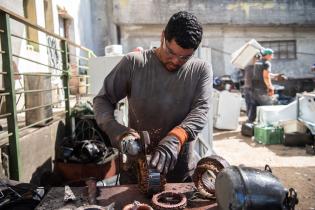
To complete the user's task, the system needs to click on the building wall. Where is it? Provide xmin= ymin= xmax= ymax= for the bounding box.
xmin=111 ymin=0 xmax=315 ymax=77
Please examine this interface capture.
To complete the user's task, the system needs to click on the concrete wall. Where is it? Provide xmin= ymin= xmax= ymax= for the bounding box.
xmin=109 ymin=0 xmax=315 ymax=77
xmin=19 ymin=120 xmax=65 ymax=184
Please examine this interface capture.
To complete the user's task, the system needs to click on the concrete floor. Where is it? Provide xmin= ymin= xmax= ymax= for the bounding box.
xmin=213 ymin=114 xmax=315 ymax=210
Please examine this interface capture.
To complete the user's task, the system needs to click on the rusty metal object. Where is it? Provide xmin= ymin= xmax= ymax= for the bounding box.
xmin=151 ymin=191 xmax=187 ymax=210
xmin=192 ymin=155 xmax=230 ymax=198
xmin=86 ymin=178 xmax=97 ymax=205
xmin=137 ymin=131 xmax=166 ymax=195
xmin=76 ymin=205 xmax=108 ymax=210
xmin=122 ymin=200 xmax=153 ymax=210
xmin=64 ymin=185 xmax=76 ymax=202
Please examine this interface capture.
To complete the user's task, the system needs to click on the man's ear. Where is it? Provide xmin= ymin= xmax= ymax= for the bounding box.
xmin=160 ymin=31 xmax=164 ymax=44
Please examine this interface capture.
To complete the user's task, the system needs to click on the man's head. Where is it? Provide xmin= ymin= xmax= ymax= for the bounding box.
xmin=159 ymin=11 xmax=203 ymax=71
xmin=261 ymin=48 xmax=274 ymax=60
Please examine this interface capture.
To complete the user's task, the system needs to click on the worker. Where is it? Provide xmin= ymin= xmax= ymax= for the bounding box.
xmin=93 ymin=11 xmax=212 ymax=184
xmin=250 ymin=48 xmax=286 ymax=122
xmin=243 ymin=54 xmax=260 ymax=123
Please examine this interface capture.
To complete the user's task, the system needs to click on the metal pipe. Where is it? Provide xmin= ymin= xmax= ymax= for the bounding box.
xmin=0 ymin=92 xmax=10 ymax=96
xmin=14 ymin=73 xmax=64 ymax=77
xmin=0 ymin=50 xmax=5 ymax=53
xmin=0 ymin=113 xmax=11 ymax=118
xmin=12 ymin=54 xmax=66 ymax=72
xmin=0 ymin=72 xmax=7 ymax=75
xmin=16 ymin=99 xmax=67 ymax=114
xmin=0 ymin=132 xmax=13 ymax=141
xmin=16 ymin=87 xmax=66 ymax=94
xmin=68 ymin=53 xmax=89 ymax=61
xmin=78 ymin=65 xmax=89 ymax=70
xmin=11 ymin=33 xmax=64 ymax=53
xmin=19 ymin=111 xmax=67 ymax=131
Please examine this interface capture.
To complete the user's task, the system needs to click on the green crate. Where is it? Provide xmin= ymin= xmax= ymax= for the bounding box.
xmin=254 ymin=125 xmax=284 ymax=145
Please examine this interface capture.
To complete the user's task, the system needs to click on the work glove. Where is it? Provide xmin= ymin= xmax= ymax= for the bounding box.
xmin=150 ymin=135 xmax=181 ymax=175
xmin=119 ymin=131 xmax=141 ymax=156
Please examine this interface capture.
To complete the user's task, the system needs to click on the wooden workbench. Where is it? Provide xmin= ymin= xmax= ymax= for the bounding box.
xmin=36 ymin=183 xmax=218 ymax=210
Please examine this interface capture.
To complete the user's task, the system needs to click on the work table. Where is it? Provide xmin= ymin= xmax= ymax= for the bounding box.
xmin=36 ymin=183 xmax=218 ymax=210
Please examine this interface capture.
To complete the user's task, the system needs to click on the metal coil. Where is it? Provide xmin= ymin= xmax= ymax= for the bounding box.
xmin=151 ymin=191 xmax=187 ymax=210
xmin=192 ymin=155 xmax=230 ymax=198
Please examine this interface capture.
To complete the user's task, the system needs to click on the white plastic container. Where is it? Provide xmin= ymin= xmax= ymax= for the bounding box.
xmin=279 ymin=120 xmax=307 ymax=134
xmin=213 ymin=90 xmax=242 ymax=130
xmin=105 ymin=45 xmax=123 ymax=56
xmin=231 ymin=39 xmax=263 ymax=69
xmin=256 ymin=102 xmax=298 ymax=126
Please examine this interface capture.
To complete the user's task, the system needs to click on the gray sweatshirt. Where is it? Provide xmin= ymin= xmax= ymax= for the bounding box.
xmin=93 ymin=49 xmax=213 ymax=180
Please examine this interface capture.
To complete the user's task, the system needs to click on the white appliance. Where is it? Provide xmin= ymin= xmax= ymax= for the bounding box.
xmin=231 ymin=39 xmax=263 ymax=69
xmin=88 ymin=55 xmax=123 ymax=96
xmin=298 ymin=92 xmax=315 ymax=134
xmin=213 ymin=90 xmax=242 ymax=130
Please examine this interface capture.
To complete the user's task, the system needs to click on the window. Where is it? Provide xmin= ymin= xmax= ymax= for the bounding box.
xmin=259 ymin=40 xmax=296 ymax=60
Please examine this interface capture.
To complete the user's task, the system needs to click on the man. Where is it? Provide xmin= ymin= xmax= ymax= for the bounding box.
xmin=93 ymin=11 xmax=212 ymax=183
xmin=250 ymin=48 xmax=285 ymax=122
xmin=243 ymin=54 xmax=260 ymax=123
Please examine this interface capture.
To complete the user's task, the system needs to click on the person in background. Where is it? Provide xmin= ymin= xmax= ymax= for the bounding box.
xmin=249 ymin=48 xmax=286 ymax=122
xmin=93 ymin=11 xmax=213 ymax=184
xmin=243 ymin=54 xmax=260 ymax=123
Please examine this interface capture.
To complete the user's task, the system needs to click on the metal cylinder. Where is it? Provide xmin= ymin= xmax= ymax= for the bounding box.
xmin=215 ymin=165 xmax=298 ymax=210
xmin=24 ymin=73 xmax=52 ymax=126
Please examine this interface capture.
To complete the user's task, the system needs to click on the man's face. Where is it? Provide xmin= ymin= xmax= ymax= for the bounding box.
xmin=264 ymin=54 xmax=273 ymax=60
xmin=159 ymin=36 xmax=195 ymax=72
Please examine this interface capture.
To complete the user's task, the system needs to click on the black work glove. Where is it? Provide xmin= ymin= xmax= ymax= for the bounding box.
xmin=150 ymin=135 xmax=181 ymax=175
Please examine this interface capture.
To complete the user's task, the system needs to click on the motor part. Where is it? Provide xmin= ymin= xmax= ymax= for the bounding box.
xmin=122 ymin=200 xmax=153 ymax=210
xmin=192 ymin=155 xmax=230 ymax=198
xmin=137 ymin=131 xmax=166 ymax=195
xmin=151 ymin=191 xmax=187 ymax=210
xmin=215 ymin=164 xmax=298 ymax=210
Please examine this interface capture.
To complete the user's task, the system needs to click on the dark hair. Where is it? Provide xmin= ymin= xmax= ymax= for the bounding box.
xmin=164 ymin=11 xmax=203 ymax=50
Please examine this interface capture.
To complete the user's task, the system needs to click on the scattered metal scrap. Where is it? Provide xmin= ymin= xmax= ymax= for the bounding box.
xmin=192 ymin=155 xmax=230 ymax=198
xmin=151 ymin=191 xmax=187 ymax=210
xmin=64 ymin=185 xmax=76 ymax=202
xmin=122 ymin=200 xmax=153 ymax=210
xmin=86 ymin=179 xmax=97 ymax=205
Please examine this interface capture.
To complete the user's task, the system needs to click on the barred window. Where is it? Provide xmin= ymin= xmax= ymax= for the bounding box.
xmin=259 ymin=40 xmax=296 ymax=60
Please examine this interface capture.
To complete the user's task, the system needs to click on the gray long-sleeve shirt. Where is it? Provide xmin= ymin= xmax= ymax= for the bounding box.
xmin=93 ymin=49 xmax=213 ymax=180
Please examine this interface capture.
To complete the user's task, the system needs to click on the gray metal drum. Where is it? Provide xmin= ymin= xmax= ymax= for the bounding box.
xmin=24 ymin=73 xmax=52 ymax=126
xmin=215 ymin=165 xmax=298 ymax=210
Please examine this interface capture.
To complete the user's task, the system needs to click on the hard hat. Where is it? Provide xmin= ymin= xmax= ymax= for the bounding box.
xmin=261 ymin=48 xmax=274 ymax=56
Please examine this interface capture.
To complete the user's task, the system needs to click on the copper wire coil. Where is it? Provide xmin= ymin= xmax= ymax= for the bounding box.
xmin=192 ymin=155 xmax=230 ymax=198
xmin=151 ymin=191 xmax=187 ymax=210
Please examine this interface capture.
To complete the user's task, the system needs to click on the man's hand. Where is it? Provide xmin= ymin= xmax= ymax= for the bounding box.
xmin=276 ymin=73 xmax=288 ymax=81
xmin=268 ymin=87 xmax=275 ymax=96
xmin=150 ymin=135 xmax=180 ymax=174
xmin=120 ymin=132 xmax=141 ymax=156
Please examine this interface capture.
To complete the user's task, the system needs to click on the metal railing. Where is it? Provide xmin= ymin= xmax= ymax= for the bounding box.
xmin=0 ymin=6 xmax=95 ymax=180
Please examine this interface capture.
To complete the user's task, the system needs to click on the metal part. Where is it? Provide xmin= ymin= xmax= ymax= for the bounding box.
xmin=121 ymin=135 xmax=141 ymax=156
xmin=215 ymin=165 xmax=299 ymax=210
xmin=64 ymin=185 xmax=76 ymax=202
xmin=137 ymin=131 xmax=166 ymax=195
xmin=192 ymin=155 xmax=230 ymax=198
xmin=151 ymin=191 xmax=187 ymax=210
xmin=76 ymin=205 xmax=109 ymax=210
xmin=122 ymin=200 xmax=153 ymax=210
xmin=86 ymin=178 xmax=97 ymax=205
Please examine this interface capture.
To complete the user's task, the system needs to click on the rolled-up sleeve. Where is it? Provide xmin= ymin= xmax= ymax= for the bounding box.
xmin=93 ymin=56 xmax=133 ymax=147
xmin=179 ymin=62 xmax=213 ymax=141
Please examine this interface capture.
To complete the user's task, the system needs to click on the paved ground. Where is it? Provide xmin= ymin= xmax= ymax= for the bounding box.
xmin=213 ymin=115 xmax=315 ymax=210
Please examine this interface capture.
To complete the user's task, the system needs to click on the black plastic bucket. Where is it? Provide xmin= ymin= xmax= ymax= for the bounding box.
xmin=215 ymin=165 xmax=298 ymax=210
